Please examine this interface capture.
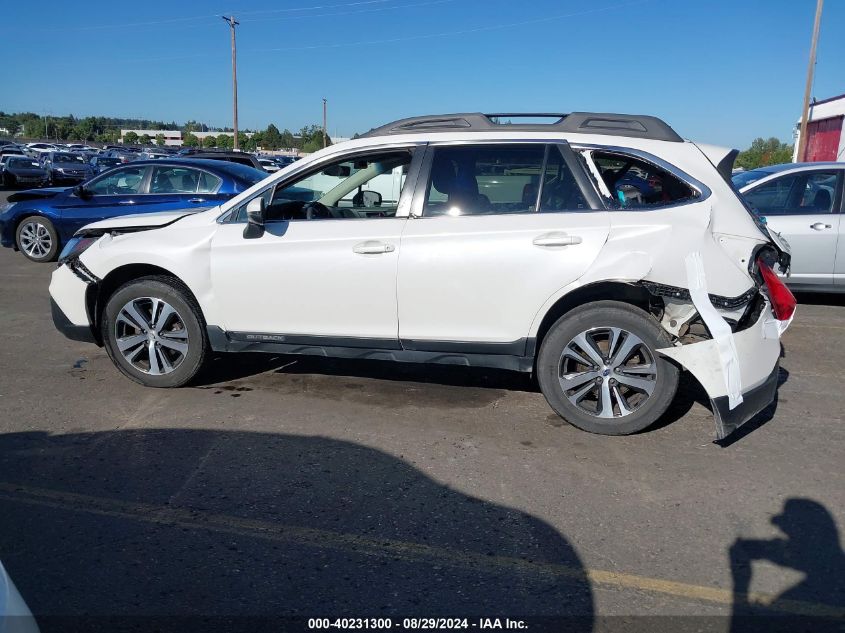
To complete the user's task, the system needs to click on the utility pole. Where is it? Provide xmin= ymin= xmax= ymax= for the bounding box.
xmin=797 ymin=0 xmax=824 ymax=162
xmin=322 ymin=98 xmax=328 ymax=148
xmin=221 ymin=16 xmax=240 ymax=150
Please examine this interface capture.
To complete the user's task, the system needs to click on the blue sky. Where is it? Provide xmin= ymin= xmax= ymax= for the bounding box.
xmin=2 ymin=0 xmax=842 ymax=147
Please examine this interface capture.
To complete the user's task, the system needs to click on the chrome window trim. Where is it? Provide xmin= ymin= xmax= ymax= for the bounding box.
xmin=570 ymin=143 xmax=712 ymax=208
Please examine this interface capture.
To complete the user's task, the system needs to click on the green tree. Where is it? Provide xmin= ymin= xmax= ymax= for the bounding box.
xmin=155 ymin=133 xmax=166 ymax=146
xmin=182 ymin=132 xmax=199 ymax=148
xmin=202 ymin=135 xmax=217 ymax=148
xmin=263 ymin=124 xmax=282 ymax=150
xmin=735 ymin=137 xmax=794 ymax=170
xmin=123 ymin=131 xmax=139 ymax=145
xmin=138 ymin=134 xmax=152 ymax=145
xmin=216 ymin=133 xmax=233 ymax=149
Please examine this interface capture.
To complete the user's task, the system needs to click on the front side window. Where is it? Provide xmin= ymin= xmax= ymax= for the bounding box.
xmin=744 ymin=171 xmax=839 ymax=216
xmin=235 ymin=149 xmax=413 ymax=222
xmin=86 ymin=166 xmax=147 ymax=195
xmin=588 ymin=150 xmax=697 ymax=208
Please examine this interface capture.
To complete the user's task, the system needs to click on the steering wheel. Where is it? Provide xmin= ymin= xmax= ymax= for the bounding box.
xmin=304 ymin=201 xmax=333 ymax=220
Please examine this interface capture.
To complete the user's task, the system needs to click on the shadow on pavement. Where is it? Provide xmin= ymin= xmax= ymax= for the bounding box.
xmin=0 ymin=429 xmax=593 ymax=632
xmin=729 ymin=498 xmax=845 ymax=632
xmin=198 ymin=352 xmax=539 ymax=393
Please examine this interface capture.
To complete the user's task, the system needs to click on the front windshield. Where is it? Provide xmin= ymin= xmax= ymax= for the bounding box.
xmin=54 ymin=153 xmax=85 ymax=163
xmin=731 ymin=170 xmax=770 ymax=189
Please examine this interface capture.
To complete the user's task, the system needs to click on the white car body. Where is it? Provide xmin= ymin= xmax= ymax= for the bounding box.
xmin=49 ymin=112 xmax=793 ymax=439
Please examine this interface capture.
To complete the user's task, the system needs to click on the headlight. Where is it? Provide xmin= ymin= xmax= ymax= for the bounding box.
xmin=58 ymin=236 xmax=98 ymax=264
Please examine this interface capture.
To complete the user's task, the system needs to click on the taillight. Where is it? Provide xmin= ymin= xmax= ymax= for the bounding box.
xmin=757 ymin=258 xmax=796 ymax=321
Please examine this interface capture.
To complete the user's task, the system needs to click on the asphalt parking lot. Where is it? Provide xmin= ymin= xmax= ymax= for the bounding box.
xmin=0 ymin=189 xmax=843 ymax=631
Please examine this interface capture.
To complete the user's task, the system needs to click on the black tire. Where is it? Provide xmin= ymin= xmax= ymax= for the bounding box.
xmin=15 ymin=216 xmax=59 ymax=262
xmin=537 ymin=300 xmax=679 ymax=436
xmin=101 ymin=276 xmax=208 ymax=388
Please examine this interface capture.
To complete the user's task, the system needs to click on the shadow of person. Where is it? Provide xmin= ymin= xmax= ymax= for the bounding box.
xmin=0 ymin=429 xmax=593 ymax=632
xmin=729 ymin=498 xmax=845 ymax=632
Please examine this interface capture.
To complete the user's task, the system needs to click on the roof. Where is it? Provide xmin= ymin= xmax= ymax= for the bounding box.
xmin=361 ymin=112 xmax=683 ymax=142
xmin=811 ymin=93 xmax=845 ymax=107
xmin=746 ymin=161 xmax=845 ymax=174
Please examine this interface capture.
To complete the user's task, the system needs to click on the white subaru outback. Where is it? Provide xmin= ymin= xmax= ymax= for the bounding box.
xmin=49 ymin=112 xmax=795 ymax=439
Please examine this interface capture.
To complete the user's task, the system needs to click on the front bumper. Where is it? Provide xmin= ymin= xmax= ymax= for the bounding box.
xmin=49 ymin=262 xmax=99 ymax=344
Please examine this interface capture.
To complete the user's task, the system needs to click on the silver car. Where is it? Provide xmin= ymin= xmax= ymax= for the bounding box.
xmin=736 ymin=162 xmax=844 ymax=292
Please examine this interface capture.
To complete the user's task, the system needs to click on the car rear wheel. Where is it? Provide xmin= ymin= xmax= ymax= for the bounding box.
xmin=537 ymin=301 xmax=679 ymax=435
xmin=101 ymin=277 xmax=208 ymax=388
xmin=16 ymin=216 xmax=59 ymax=262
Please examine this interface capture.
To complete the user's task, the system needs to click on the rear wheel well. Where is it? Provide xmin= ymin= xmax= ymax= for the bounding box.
xmin=532 ymin=282 xmax=656 ymax=357
xmin=91 ymin=264 xmax=197 ymax=343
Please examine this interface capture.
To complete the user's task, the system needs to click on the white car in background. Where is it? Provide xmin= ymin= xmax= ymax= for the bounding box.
xmin=0 ymin=561 xmax=39 ymax=633
xmin=258 ymin=158 xmax=281 ymax=173
xmin=735 ymin=162 xmax=844 ymax=292
xmin=48 ymin=111 xmax=794 ymax=440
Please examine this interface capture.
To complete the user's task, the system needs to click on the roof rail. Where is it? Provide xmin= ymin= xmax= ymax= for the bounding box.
xmin=361 ymin=112 xmax=683 ymax=142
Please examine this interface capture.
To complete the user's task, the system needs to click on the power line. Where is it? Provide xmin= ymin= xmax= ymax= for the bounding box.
xmin=28 ymin=0 xmax=401 ymax=33
xmin=238 ymin=0 xmax=457 ymax=25
xmin=251 ymin=0 xmax=651 ymax=53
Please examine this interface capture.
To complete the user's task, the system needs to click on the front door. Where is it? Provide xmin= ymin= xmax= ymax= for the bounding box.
xmin=397 ymin=143 xmax=610 ymax=350
xmin=209 ymin=147 xmax=420 ymax=344
xmin=55 ymin=165 xmax=150 ymax=239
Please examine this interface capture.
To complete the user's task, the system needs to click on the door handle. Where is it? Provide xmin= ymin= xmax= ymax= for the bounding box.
xmin=353 ymin=240 xmax=395 ymax=255
xmin=810 ymin=222 xmax=832 ymax=230
xmin=532 ymin=232 xmax=583 ymax=247
xmin=188 ymin=198 xmax=206 ymax=203
xmin=117 ymin=200 xmax=136 ymax=205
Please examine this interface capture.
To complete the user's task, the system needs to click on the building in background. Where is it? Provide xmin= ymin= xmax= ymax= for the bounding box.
xmin=120 ymin=129 xmax=182 ymax=146
xmin=793 ymin=93 xmax=845 ymax=162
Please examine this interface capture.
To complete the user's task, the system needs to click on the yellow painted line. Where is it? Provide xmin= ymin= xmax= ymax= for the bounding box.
xmin=0 ymin=482 xmax=842 ymax=618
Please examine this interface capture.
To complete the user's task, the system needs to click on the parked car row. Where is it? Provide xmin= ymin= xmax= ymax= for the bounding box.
xmin=0 ymin=158 xmax=267 ymax=262
xmin=0 ymin=140 xmax=302 ymax=184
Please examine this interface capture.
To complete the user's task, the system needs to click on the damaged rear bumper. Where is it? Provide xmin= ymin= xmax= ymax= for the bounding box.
xmin=658 ymin=301 xmax=785 ymax=441
xmin=711 ymin=361 xmax=779 ymax=439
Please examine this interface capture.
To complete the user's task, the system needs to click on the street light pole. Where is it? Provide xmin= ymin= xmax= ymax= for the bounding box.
xmin=322 ymin=98 xmax=328 ymax=149
xmin=797 ymin=0 xmax=824 ymax=162
xmin=221 ymin=16 xmax=240 ymax=150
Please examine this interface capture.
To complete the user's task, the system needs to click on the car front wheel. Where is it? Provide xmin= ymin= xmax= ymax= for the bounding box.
xmin=102 ymin=277 xmax=208 ymax=388
xmin=537 ymin=300 xmax=679 ymax=436
xmin=16 ymin=216 xmax=59 ymax=262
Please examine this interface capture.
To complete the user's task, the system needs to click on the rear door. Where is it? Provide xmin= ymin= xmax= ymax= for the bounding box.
xmin=743 ymin=169 xmax=843 ymax=288
xmin=147 ymin=165 xmax=225 ymax=212
xmin=397 ymin=142 xmax=609 ymax=350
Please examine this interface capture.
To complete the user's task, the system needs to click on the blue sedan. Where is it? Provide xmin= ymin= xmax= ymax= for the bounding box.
xmin=0 ymin=159 xmax=266 ymax=262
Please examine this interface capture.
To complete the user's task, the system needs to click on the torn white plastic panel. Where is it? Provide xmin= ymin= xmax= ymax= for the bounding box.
xmin=683 ymin=252 xmax=743 ymax=408
xmin=658 ymin=297 xmax=782 ymax=401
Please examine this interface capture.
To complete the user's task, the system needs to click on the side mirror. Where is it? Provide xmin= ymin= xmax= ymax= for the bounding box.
xmin=243 ymin=197 xmax=266 ymax=239
xmin=73 ymin=184 xmax=92 ymax=199
xmin=352 ymin=190 xmax=382 ymax=208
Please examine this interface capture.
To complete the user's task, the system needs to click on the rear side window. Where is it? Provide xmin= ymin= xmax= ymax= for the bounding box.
xmin=423 ymin=144 xmax=588 ymax=216
xmin=588 ymin=150 xmax=697 ymax=208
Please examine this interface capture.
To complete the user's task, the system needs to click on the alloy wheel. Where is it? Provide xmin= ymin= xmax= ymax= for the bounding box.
xmin=18 ymin=220 xmax=53 ymax=260
xmin=115 ymin=297 xmax=189 ymax=376
xmin=558 ymin=327 xmax=657 ymax=419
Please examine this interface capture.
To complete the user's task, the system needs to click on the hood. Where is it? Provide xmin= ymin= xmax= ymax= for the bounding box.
xmin=7 ymin=187 xmax=69 ymax=202
xmin=76 ymin=209 xmax=204 ymax=235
